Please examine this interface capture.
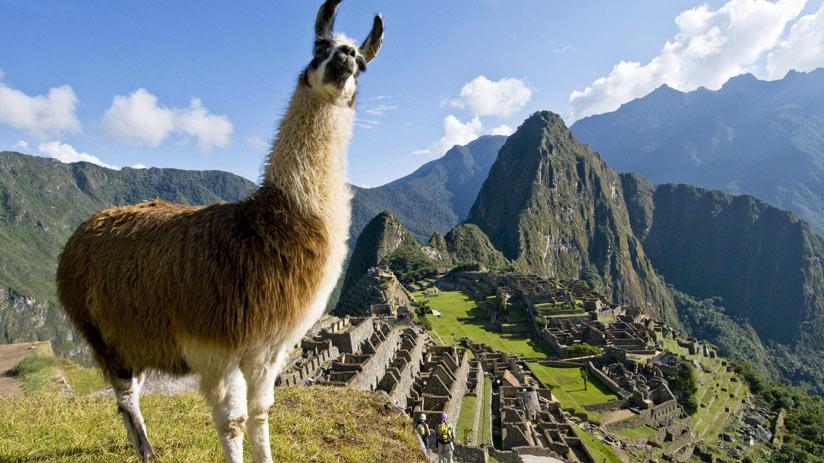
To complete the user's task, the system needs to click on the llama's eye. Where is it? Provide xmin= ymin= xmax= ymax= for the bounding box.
xmin=356 ymin=57 xmax=367 ymax=72
xmin=313 ymin=39 xmax=333 ymax=57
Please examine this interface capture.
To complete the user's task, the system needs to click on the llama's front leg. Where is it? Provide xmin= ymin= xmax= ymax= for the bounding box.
xmin=201 ymin=365 xmax=248 ymax=463
xmin=239 ymin=350 xmax=286 ymax=463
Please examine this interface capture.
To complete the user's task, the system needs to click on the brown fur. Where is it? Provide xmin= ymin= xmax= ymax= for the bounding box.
xmin=57 ymin=184 xmax=328 ymax=379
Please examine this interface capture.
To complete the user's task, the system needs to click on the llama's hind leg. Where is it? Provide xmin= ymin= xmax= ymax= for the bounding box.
xmin=240 ymin=348 xmax=286 ymax=463
xmin=201 ymin=364 xmax=248 ymax=463
xmin=112 ymin=372 xmax=155 ymax=461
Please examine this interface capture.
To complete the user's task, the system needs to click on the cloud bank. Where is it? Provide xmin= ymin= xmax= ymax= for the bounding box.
xmin=38 ymin=141 xmax=117 ymax=170
xmin=416 ymin=76 xmax=531 ymax=156
xmin=103 ymin=89 xmax=233 ymax=151
xmin=448 ymin=76 xmax=532 ymax=118
xmin=568 ymin=0 xmax=813 ymax=121
xmin=0 ymin=73 xmax=81 ymax=138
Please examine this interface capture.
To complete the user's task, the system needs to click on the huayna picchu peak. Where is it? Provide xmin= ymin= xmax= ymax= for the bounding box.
xmin=467 ymin=111 xmax=678 ymax=325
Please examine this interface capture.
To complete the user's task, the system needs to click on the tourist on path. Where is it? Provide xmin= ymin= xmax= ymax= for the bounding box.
xmin=436 ymin=412 xmax=455 ymax=463
xmin=415 ymin=413 xmax=432 ymax=456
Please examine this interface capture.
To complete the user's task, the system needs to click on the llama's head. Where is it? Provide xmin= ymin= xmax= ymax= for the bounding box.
xmin=302 ymin=0 xmax=383 ymax=106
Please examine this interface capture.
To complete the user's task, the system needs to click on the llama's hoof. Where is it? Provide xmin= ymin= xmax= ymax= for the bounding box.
xmin=139 ymin=444 xmax=156 ymax=462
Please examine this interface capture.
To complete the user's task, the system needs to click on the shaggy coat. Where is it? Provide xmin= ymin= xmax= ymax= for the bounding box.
xmin=57 ymin=184 xmax=329 ymax=379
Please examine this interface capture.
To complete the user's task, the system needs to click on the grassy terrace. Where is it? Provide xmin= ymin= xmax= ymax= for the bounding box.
xmin=416 ymin=290 xmax=549 ymax=358
xmin=613 ymin=424 xmax=657 ymax=440
xmin=479 ymin=377 xmax=492 ymax=445
xmin=527 ymin=363 xmax=619 ymax=423
xmin=657 ymin=335 xmax=747 ymax=451
xmin=455 ymin=376 xmax=494 ymax=446
xmin=574 ymin=425 xmax=622 ymax=463
xmin=456 ymin=393 xmax=477 ymax=444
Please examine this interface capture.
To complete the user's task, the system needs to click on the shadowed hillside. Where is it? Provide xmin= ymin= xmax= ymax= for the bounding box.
xmin=0 ymin=151 xmax=257 ymax=356
xmin=572 ymin=68 xmax=824 ymax=234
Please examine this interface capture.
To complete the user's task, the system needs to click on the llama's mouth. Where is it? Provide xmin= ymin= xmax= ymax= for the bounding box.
xmin=325 ymin=60 xmax=356 ymax=87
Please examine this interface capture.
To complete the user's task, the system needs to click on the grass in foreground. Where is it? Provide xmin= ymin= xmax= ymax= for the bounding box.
xmin=0 ymin=386 xmax=425 ymax=463
xmin=418 ymin=290 xmax=549 ymax=358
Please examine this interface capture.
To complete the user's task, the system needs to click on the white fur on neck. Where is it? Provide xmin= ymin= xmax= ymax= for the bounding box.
xmin=263 ymin=82 xmax=354 ymax=354
xmin=264 ymin=84 xmax=354 ymax=219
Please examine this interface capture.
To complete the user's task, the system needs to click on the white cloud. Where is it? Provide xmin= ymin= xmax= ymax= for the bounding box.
xmin=103 ymin=89 xmax=233 ymax=151
xmin=767 ymin=2 xmax=824 ymax=78
xmin=415 ymin=115 xmax=483 ymax=156
xmin=38 ymin=141 xmax=118 ymax=170
xmin=246 ymin=135 xmax=269 ymax=154
xmin=354 ymin=118 xmax=380 ymax=129
xmin=103 ymin=89 xmax=174 ymax=146
xmin=553 ymin=44 xmax=576 ymax=54
xmin=176 ymin=98 xmax=233 ymax=151
xmin=363 ymin=104 xmax=398 ymax=117
xmin=131 ymin=163 xmax=147 ymax=169
xmin=14 ymin=140 xmax=29 ymax=151
xmin=447 ymin=76 xmax=533 ymax=118
xmin=490 ymin=124 xmax=514 ymax=136
xmin=568 ymin=0 xmax=806 ymax=121
xmin=0 ymin=74 xmax=80 ymax=138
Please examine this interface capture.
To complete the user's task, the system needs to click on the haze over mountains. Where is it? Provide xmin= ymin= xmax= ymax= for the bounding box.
xmin=571 ymin=68 xmax=824 ymax=234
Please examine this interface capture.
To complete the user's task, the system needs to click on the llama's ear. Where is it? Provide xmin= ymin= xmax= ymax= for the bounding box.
xmin=315 ymin=0 xmax=342 ymax=40
xmin=360 ymin=14 xmax=384 ymax=63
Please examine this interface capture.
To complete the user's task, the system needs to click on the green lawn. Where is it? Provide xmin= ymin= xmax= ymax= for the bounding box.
xmin=614 ymin=424 xmax=657 ymax=440
xmin=456 ymin=394 xmax=477 ymax=445
xmin=527 ymin=363 xmax=619 ymax=422
xmin=418 ymin=290 xmax=549 ymax=358
xmin=574 ymin=425 xmax=623 ymax=463
xmin=479 ymin=377 xmax=493 ymax=445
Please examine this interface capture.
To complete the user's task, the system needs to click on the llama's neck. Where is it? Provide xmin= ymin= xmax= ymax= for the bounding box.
xmin=263 ymin=85 xmax=354 ymax=220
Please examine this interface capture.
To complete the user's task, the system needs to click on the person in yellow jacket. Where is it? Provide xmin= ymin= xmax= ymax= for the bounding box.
xmin=435 ymin=412 xmax=455 ymax=463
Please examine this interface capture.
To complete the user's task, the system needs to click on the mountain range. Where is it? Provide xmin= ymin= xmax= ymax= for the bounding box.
xmin=340 ymin=110 xmax=824 ymax=394
xmin=3 ymin=69 xmax=824 ymax=394
xmin=350 ymin=135 xmax=505 ymax=243
xmin=0 ymin=152 xmax=257 ymax=356
xmin=571 ymin=68 xmax=824 ymax=235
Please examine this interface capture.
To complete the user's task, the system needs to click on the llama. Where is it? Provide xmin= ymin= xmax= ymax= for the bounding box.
xmin=55 ymin=1 xmax=383 ymax=462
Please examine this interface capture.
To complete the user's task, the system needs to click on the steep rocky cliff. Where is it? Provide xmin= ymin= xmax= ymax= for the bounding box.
xmin=467 ymin=112 xmax=677 ymax=323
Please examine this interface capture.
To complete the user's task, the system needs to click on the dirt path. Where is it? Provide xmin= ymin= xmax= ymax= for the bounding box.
xmin=0 ymin=342 xmax=40 ymax=396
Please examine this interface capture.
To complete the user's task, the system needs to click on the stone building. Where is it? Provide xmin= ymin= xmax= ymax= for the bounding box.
xmin=411 ymin=345 xmax=471 ymax=430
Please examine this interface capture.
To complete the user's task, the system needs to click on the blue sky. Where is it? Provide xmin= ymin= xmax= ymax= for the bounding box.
xmin=2 ymin=0 xmax=823 ymax=187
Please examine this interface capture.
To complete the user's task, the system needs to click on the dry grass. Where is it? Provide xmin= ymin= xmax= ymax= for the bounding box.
xmin=0 ymin=386 xmax=426 ymax=463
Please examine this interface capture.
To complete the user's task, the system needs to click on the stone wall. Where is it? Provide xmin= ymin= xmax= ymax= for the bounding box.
xmin=332 ymin=323 xmax=401 ymax=391
xmin=276 ymin=341 xmax=340 ymax=387
xmin=327 ymin=317 xmax=374 ymax=354
xmin=453 ymin=444 xmax=487 ymax=463
xmin=378 ymin=327 xmax=428 ymax=404
xmin=587 ymin=361 xmax=629 ymax=399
